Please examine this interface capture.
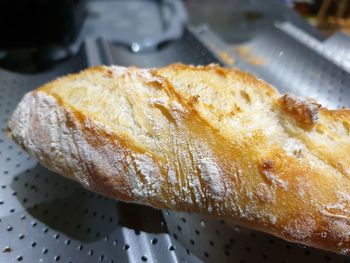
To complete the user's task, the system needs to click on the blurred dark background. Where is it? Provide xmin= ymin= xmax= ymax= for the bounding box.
xmin=0 ymin=0 xmax=349 ymax=73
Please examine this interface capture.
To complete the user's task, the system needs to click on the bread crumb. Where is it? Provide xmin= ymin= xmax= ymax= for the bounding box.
xmin=218 ymin=51 xmax=235 ymax=66
xmin=235 ymin=45 xmax=267 ymax=66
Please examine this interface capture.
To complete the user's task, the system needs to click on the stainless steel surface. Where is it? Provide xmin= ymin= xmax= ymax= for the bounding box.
xmin=101 ymin=28 xmax=218 ymax=67
xmin=1 ymin=25 xmax=350 ymax=263
xmin=186 ymin=0 xmax=324 ymax=43
xmin=276 ymin=22 xmax=350 ymax=73
xmin=74 ymin=0 xmax=187 ymax=53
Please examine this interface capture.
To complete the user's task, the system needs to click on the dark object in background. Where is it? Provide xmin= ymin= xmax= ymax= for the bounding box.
xmin=0 ymin=0 xmax=85 ymax=72
xmin=0 ymin=0 xmax=187 ymax=73
xmin=0 ymin=0 xmax=86 ymax=48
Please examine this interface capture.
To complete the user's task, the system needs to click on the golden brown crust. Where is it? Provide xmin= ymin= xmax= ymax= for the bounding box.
xmin=279 ymin=93 xmax=321 ymax=128
xmin=7 ymin=64 xmax=350 ymax=256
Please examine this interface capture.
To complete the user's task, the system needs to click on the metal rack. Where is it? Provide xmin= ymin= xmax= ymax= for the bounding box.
xmin=1 ymin=24 xmax=350 ymax=263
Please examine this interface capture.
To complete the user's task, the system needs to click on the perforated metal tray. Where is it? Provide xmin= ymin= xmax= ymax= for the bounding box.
xmin=1 ymin=26 xmax=350 ymax=263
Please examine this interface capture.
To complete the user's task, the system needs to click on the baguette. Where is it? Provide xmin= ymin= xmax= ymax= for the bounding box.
xmin=7 ymin=64 xmax=350 ymax=255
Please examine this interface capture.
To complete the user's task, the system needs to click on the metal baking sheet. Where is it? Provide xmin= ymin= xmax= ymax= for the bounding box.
xmin=275 ymin=22 xmax=350 ymax=73
xmin=1 ymin=25 xmax=350 ymax=263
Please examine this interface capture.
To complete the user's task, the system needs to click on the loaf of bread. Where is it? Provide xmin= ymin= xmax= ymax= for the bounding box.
xmin=7 ymin=64 xmax=350 ymax=255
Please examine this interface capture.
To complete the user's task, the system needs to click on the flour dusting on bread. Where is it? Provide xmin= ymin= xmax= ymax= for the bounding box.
xmin=7 ymin=64 xmax=350 ymax=255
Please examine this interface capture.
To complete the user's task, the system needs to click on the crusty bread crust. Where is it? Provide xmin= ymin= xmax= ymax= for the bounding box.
xmin=7 ymin=64 xmax=350 ymax=255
